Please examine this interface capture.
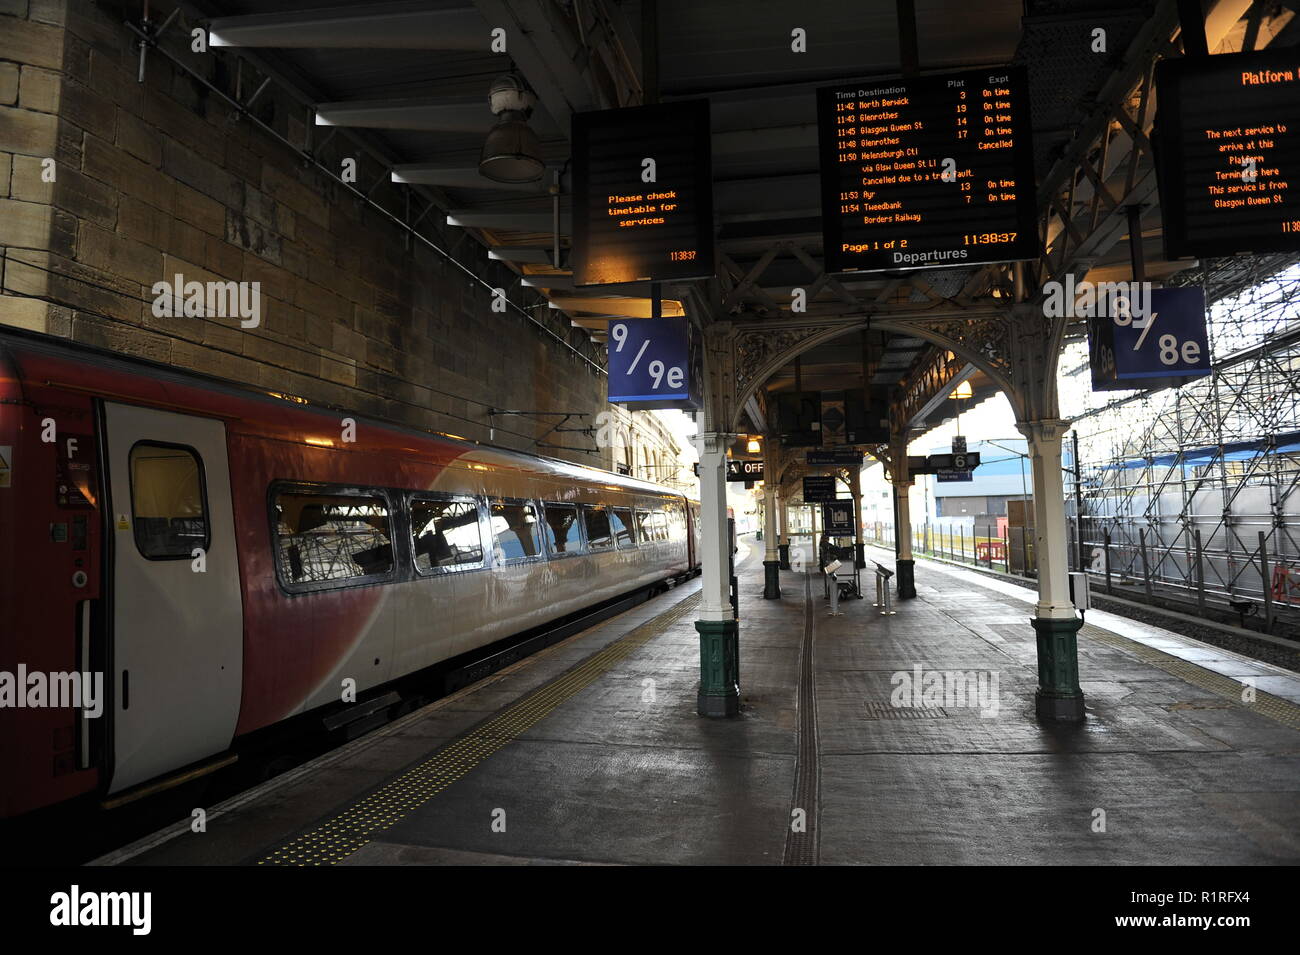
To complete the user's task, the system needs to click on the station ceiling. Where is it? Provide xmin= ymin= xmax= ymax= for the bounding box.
xmin=191 ymin=0 xmax=1300 ymax=440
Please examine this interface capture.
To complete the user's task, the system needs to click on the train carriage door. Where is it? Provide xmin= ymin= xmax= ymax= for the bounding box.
xmin=102 ymin=402 xmax=243 ymax=794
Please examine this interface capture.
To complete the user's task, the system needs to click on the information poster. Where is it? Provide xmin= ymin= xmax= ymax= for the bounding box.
xmin=817 ymin=66 xmax=1038 ymax=273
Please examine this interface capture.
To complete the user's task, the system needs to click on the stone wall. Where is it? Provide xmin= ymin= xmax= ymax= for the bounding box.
xmin=0 ymin=0 xmax=683 ymax=470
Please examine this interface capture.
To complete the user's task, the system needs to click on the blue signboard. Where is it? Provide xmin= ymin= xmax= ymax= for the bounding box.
xmin=1090 ymin=287 xmax=1211 ymax=391
xmin=607 ymin=316 xmax=700 ymax=409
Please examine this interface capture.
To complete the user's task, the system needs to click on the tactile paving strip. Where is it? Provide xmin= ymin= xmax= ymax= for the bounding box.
xmin=258 ymin=595 xmax=701 ymax=866
xmin=1080 ymin=624 xmax=1300 ymax=731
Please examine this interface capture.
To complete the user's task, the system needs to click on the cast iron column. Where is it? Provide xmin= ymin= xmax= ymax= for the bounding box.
xmin=762 ymin=473 xmax=781 ymax=598
xmin=850 ymin=464 xmax=865 ymax=569
xmin=691 ymin=432 xmax=740 ymax=717
xmin=1019 ymin=419 xmax=1086 ymax=722
xmin=778 ymin=494 xmax=791 ymax=569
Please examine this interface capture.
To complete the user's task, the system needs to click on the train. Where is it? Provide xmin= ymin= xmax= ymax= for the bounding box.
xmin=0 ymin=328 xmax=701 ymax=819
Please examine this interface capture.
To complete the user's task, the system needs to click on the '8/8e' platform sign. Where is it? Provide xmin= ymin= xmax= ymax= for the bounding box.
xmin=607 ymin=317 xmax=700 ymax=410
xmin=1089 ymin=287 xmax=1211 ymax=391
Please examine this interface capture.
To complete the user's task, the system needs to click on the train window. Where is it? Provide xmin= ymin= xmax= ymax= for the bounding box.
xmin=543 ymin=503 xmax=583 ymax=554
xmin=634 ymin=510 xmax=652 ymax=543
xmin=129 ymin=443 xmax=209 ymax=559
xmin=611 ymin=507 xmax=635 ymax=547
xmin=667 ymin=508 xmax=686 ymax=540
xmin=411 ymin=498 xmax=483 ymax=573
xmin=273 ymin=489 xmax=393 ymax=588
xmin=652 ymin=511 xmax=669 ymax=541
xmin=490 ymin=500 xmax=542 ymax=562
xmin=583 ymin=505 xmax=613 ymax=550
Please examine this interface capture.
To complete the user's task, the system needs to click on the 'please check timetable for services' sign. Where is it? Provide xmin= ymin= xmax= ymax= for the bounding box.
xmin=571 ymin=99 xmax=715 ymax=287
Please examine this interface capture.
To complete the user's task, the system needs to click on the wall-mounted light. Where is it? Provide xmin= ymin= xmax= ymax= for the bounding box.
xmin=479 ymin=73 xmax=545 ymax=183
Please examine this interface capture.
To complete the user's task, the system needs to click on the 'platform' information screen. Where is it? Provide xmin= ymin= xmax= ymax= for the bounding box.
xmin=816 ymin=66 xmax=1038 ymax=273
xmin=571 ymin=99 xmax=714 ymax=287
xmin=1155 ymin=47 xmax=1300 ymax=259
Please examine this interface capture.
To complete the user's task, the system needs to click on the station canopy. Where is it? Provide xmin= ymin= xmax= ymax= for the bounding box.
xmin=202 ymin=0 xmax=1300 ymax=440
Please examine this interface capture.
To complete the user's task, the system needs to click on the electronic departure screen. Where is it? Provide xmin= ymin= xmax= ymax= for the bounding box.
xmin=571 ymin=99 xmax=714 ymax=287
xmin=1155 ymin=47 xmax=1300 ymax=259
xmin=816 ymin=66 xmax=1038 ymax=273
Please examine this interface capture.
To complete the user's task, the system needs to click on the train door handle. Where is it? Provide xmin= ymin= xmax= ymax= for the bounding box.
xmin=121 ymin=670 xmax=129 ymax=710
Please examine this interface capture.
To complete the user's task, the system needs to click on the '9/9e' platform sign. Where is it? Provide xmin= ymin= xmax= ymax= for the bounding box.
xmin=1155 ymin=46 xmax=1300 ymax=259
xmin=572 ymin=100 xmax=714 ymax=287
xmin=607 ymin=317 xmax=700 ymax=410
xmin=1089 ymin=287 xmax=1211 ymax=391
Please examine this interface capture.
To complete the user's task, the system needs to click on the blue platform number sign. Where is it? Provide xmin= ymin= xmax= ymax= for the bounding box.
xmin=1090 ymin=287 xmax=1211 ymax=391
xmin=607 ymin=316 xmax=698 ymax=409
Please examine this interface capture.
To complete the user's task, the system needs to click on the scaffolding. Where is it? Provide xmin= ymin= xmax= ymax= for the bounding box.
xmin=1061 ymin=261 xmax=1300 ymax=635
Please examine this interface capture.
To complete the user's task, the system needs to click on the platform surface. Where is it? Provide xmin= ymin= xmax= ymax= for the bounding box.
xmin=97 ymin=541 xmax=1300 ymax=866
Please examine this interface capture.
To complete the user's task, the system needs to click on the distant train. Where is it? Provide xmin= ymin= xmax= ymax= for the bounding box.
xmin=0 ymin=329 xmax=700 ymax=819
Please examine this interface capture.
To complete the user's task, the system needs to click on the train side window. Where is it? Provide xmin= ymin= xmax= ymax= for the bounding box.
xmin=273 ymin=489 xmax=394 ymax=588
xmin=411 ymin=497 xmax=483 ymax=573
xmin=635 ymin=509 xmax=654 ymax=543
xmin=610 ymin=507 xmax=635 ymax=548
xmin=583 ymin=505 xmax=613 ymax=550
xmin=543 ymin=503 xmax=583 ymax=554
xmin=129 ymin=442 xmax=209 ymax=559
xmin=490 ymin=500 xmax=542 ymax=562
xmin=652 ymin=510 xmax=669 ymax=541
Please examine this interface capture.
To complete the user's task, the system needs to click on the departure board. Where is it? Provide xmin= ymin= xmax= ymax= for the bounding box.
xmin=572 ymin=99 xmax=714 ymax=287
xmin=816 ymin=66 xmax=1038 ymax=273
xmin=1156 ymin=47 xmax=1300 ymax=259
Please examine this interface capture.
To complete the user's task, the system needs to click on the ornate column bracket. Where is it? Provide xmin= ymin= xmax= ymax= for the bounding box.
xmin=1006 ymin=303 xmax=1069 ymax=425
xmin=877 ymin=313 xmax=1015 ymax=400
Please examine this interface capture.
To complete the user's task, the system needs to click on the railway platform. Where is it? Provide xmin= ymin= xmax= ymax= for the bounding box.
xmin=95 ymin=540 xmax=1300 ymax=867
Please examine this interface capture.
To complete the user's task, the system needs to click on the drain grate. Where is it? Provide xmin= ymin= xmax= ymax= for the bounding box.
xmin=782 ymin=576 xmax=820 ymax=866
xmin=863 ymin=701 xmax=948 ymax=720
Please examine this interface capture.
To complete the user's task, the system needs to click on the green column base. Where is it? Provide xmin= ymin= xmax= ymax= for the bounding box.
xmin=763 ymin=560 xmax=781 ymax=599
xmin=695 ymin=618 xmax=740 ymax=718
xmin=1030 ymin=616 xmax=1086 ymax=722
xmin=896 ymin=559 xmax=916 ymax=599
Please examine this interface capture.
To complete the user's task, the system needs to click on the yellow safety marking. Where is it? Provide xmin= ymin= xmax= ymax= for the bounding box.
xmin=259 ymin=594 xmax=701 ymax=865
xmin=1082 ymin=624 xmax=1300 ymax=730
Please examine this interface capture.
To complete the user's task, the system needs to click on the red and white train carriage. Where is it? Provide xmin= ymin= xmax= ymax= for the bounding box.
xmin=0 ymin=329 xmax=699 ymax=819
